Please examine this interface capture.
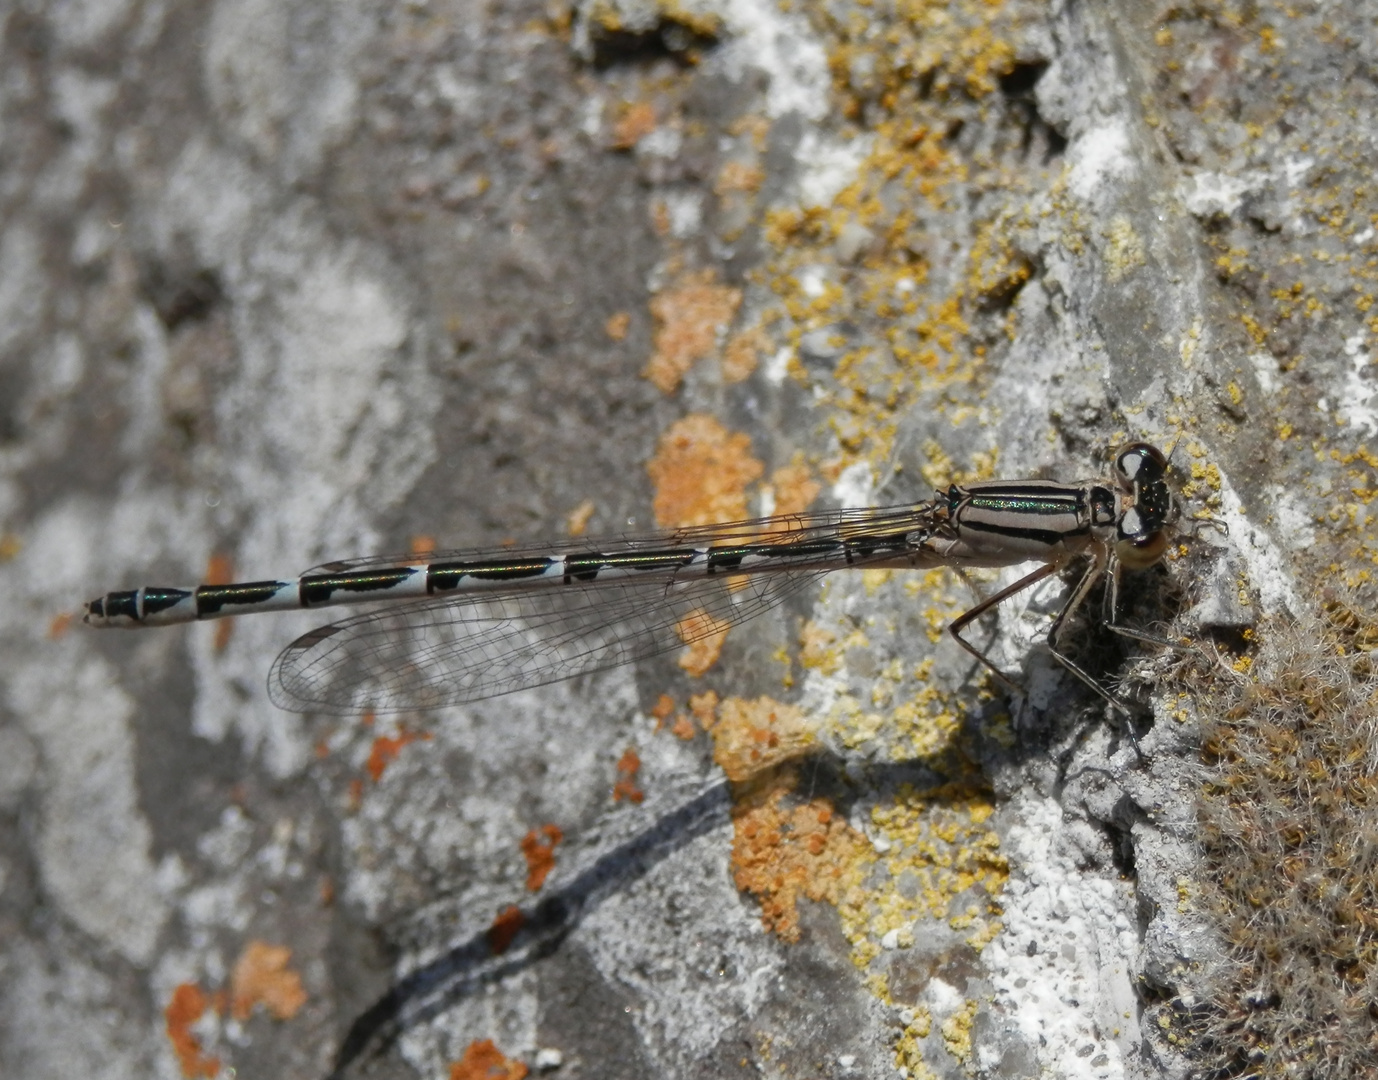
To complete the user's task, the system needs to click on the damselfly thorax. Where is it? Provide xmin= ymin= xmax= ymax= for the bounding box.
xmin=84 ymin=443 xmax=1179 ymax=716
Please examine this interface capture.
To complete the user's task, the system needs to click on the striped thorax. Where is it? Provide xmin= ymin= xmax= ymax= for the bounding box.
xmin=933 ymin=441 xmax=1177 ymax=570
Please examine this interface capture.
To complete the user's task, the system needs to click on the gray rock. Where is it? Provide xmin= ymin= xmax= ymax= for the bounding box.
xmin=2 ymin=1 xmax=1373 ymax=1078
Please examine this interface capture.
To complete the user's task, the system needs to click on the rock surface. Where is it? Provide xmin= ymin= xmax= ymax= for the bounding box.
xmin=2 ymin=2 xmax=1375 ymax=1078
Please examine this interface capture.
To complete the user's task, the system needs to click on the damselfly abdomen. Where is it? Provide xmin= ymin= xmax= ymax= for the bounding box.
xmin=85 ymin=443 xmax=1179 ymax=715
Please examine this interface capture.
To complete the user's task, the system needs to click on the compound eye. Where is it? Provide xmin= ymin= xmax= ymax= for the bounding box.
xmin=1115 ymin=530 xmax=1169 ymax=569
xmin=1112 ymin=442 xmax=1168 ymax=491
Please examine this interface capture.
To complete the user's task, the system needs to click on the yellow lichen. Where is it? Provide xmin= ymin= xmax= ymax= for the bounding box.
xmin=1104 ymin=214 xmax=1146 ymax=281
xmin=893 ymin=1004 xmax=937 ymax=1078
xmin=940 ymin=1000 xmax=979 ymax=1064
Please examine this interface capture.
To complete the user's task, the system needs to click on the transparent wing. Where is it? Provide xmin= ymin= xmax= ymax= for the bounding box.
xmin=301 ymin=504 xmax=938 ymax=577
xmin=268 ymin=565 xmax=833 ymax=715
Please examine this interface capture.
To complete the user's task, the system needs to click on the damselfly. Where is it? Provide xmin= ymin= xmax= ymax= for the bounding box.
xmin=84 ymin=443 xmax=1179 ymax=716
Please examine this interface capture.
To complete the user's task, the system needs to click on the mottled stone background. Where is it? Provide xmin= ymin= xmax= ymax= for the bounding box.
xmin=2 ymin=1 xmax=1376 ymax=1079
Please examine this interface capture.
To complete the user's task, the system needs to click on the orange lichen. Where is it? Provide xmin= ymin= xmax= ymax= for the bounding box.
xmin=670 ymin=713 xmax=697 ymax=740
xmin=646 ymin=414 xmax=764 ymax=528
xmin=730 ymin=772 xmax=871 ymax=942
xmin=643 ymin=271 xmax=743 ymax=394
xmin=204 ymin=553 xmax=235 ymax=652
xmin=727 ymin=112 xmax=771 ymax=146
xmin=202 ymin=552 xmax=233 ymax=586
xmin=410 ymin=534 xmax=437 ymax=556
xmin=365 ymin=729 xmax=430 ymax=782
xmin=612 ymin=747 xmax=645 ymax=804
xmin=215 ymin=618 xmax=236 ymax=654
xmin=721 ymin=326 xmax=768 ymax=383
xmin=604 ymin=310 xmax=631 ymax=341
xmin=652 ymin=693 xmax=707 ymax=739
xmin=766 ymin=457 xmax=821 ymax=517
xmin=520 ymin=824 xmax=564 ymax=891
xmin=0 ymin=532 xmax=20 ymax=561
xmin=710 ymin=696 xmax=816 ymax=782
xmin=649 ymin=693 xmax=677 ymax=725
xmin=610 ymin=101 xmax=656 ymax=150
xmin=650 ymin=199 xmax=672 ymax=236
xmin=47 ymin=612 xmax=74 ymax=639
xmin=229 ymin=941 xmax=307 ymax=1022
xmin=165 ymin=983 xmax=221 ymax=1079
xmin=715 ymin=160 xmax=766 ymax=196
xmin=487 ymin=905 xmax=526 ymax=956
xmin=450 ymin=1039 xmax=529 ymax=1080
xmin=689 ymin=690 xmax=720 ymax=728
xmin=565 ymin=499 xmax=596 ymax=536
xmin=674 ymin=608 xmax=731 ymax=676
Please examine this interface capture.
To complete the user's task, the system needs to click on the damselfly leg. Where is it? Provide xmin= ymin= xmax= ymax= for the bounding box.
xmin=941 ymin=442 xmax=1188 ymax=749
xmin=948 ymin=549 xmax=1139 ymax=712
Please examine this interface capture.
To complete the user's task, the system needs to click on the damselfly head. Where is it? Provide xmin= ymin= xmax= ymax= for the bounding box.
xmin=1111 ymin=442 xmax=1177 ymax=569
